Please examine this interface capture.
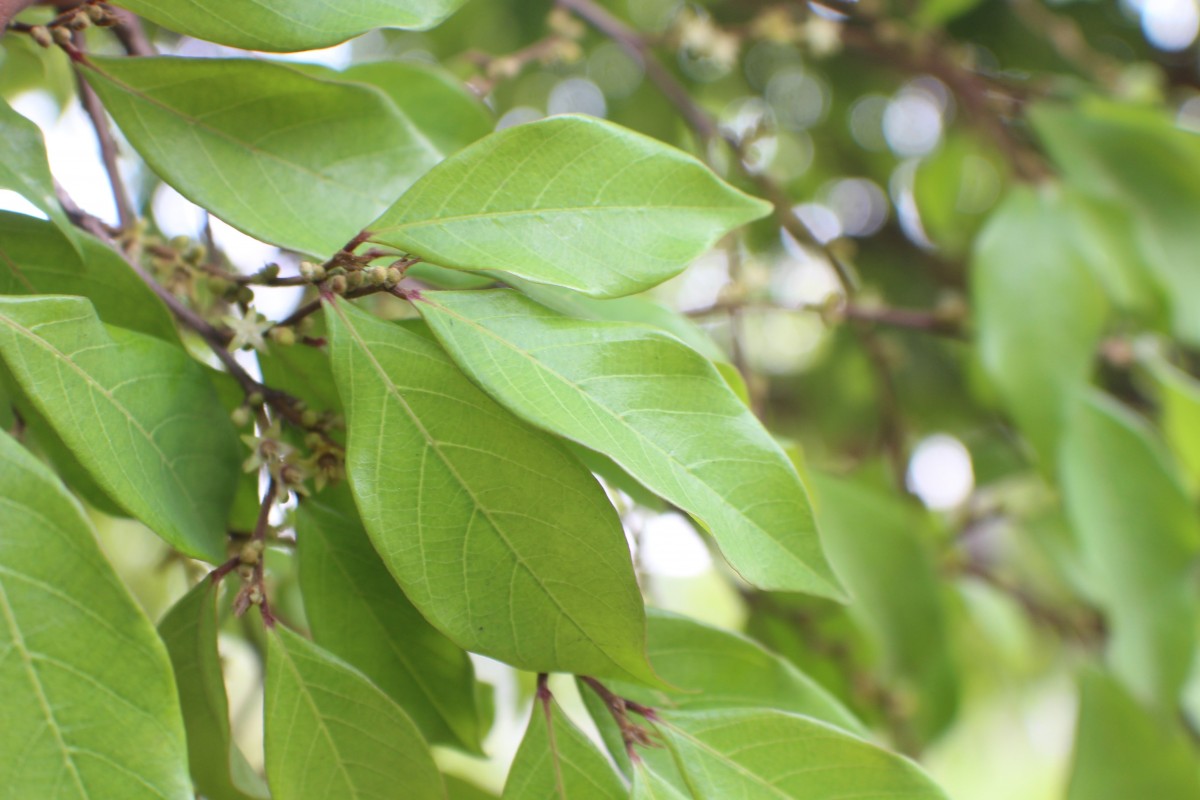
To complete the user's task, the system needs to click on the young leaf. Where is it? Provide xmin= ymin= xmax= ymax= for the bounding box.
xmin=296 ymin=484 xmax=484 ymax=751
xmin=265 ymin=625 xmax=445 ymax=800
xmin=0 ymin=430 xmax=192 ymax=799
xmin=1059 ymin=391 xmax=1200 ymax=709
xmin=81 ymin=56 xmax=441 ymax=257
xmin=0 ymin=97 xmax=82 ymax=255
xmin=972 ymin=184 xmax=1107 ymax=466
xmin=631 ymin=763 xmax=691 ymax=800
xmin=0 ymin=212 xmax=177 ymax=341
xmin=503 ymin=693 xmax=627 ymax=799
xmin=0 ymin=296 xmax=239 ymax=561
xmin=158 ymin=581 xmax=270 ymax=800
xmin=1066 ymin=671 xmax=1200 ymax=800
xmin=653 ymin=709 xmax=949 ymax=799
xmin=325 ymin=298 xmax=657 ymax=683
xmin=115 ymin=0 xmax=467 ymax=52
xmin=415 ymin=290 xmax=843 ymax=599
xmin=368 ymin=115 xmax=772 ymax=298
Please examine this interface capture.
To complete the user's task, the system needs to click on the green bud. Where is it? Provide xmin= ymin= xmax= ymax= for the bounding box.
xmin=230 ymin=406 xmax=253 ymax=427
xmin=236 ymin=286 xmax=255 ymax=305
xmin=386 ymin=267 xmax=403 ymax=285
xmin=301 ymin=409 xmax=320 ymax=428
xmin=268 ymin=326 xmax=295 ymax=346
xmin=247 ymin=391 xmax=265 ymax=407
xmin=169 ymin=235 xmax=191 ymax=251
xmin=328 ymin=275 xmax=348 ymax=294
xmin=30 ymin=26 xmax=53 ymax=48
xmin=366 ymin=266 xmax=388 ymax=285
xmin=259 ymin=263 xmax=281 ymax=281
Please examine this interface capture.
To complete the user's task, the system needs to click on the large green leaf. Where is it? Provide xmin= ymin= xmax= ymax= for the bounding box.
xmin=325 ymin=298 xmax=656 ymax=682
xmin=368 ymin=115 xmax=771 ymax=298
xmin=265 ymin=625 xmax=445 ymax=800
xmin=0 ymin=97 xmax=81 ymax=255
xmin=631 ymin=764 xmax=690 ymax=800
xmin=1059 ymin=392 xmax=1200 ymax=708
xmin=159 ymin=581 xmax=269 ymax=800
xmin=972 ymin=184 xmax=1107 ymax=465
xmin=415 ymin=290 xmax=842 ymax=598
xmin=0 ymin=296 xmax=239 ymax=561
xmin=82 ymin=56 xmax=441 ymax=257
xmin=1066 ymin=671 xmax=1200 ymax=800
xmin=0 ymin=430 xmax=192 ymax=799
xmin=1031 ymin=100 xmax=1200 ymax=345
xmin=342 ymin=61 xmax=492 ymax=158
xmin=810 ymin=472 xmax=959 ymax=742
xmin=0 ymin=212 xmax=177 ymax=341
xmin=116 ymin=0 xmax=466 ymax=52
xmin=296 ymin=485 xmax=483 ymax=751
xmin=503 ymin=695 xmax=626 ymax=799
xmin=653 ymin=709 xmax=948 ymax=799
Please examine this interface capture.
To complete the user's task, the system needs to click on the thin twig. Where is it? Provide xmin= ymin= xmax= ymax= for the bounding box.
xmin=687 ymin=298 xmax=964 ymax=337
xmin=74 ymin=30 xmax=137 ymax=230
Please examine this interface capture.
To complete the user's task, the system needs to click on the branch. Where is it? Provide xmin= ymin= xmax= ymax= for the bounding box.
xmin=74 ymin=33 xmax=137 ymax=230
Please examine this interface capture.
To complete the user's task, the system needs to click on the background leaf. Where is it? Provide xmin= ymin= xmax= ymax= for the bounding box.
xmin=0 ymin=430 xmax=192 ymax=799
xmin=416 ymin=290 xmax=842 ymax=598
xmin=83 ymin=56 xmax=441 ymax=257
xmin=326 ymin=298 xmax=656 ymax=682
xmin=0 ymin=296 xmax=239 ymax=561
xmin=0 ymin=97 xmax=82 ymax=255
xmin=368 ymin=115 xmax=771 ymax=298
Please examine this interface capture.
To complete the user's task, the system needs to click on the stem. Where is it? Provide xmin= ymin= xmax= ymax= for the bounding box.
xmin=74 ymin=31 xmax=137 ymax=230
xmin=579 ymin=676 xmax=658 ymax=760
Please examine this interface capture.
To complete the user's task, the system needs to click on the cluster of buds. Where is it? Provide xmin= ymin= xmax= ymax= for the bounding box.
xmin=300 ymin=258 xmax=407 ymax=294
xmin=28 ymin=2 xmax=117 ymax=48
xmin=673 ymin=9 xmax=741 ymax=73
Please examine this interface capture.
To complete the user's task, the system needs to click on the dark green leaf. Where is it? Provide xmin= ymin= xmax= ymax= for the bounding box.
xmin=503 ymin=695 xmax=626 ymax=799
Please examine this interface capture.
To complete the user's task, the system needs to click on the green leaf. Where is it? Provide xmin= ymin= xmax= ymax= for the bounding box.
xmin=265 ymin=625 xmax=445 ymax=800
xmin=415 ymin=290 xmax=842 ymax=598
xmin=446 ymin=775 xmax=499 ymax=799
xmin=326 ymin=298 xmax=656 ymax=682
xmin=1059 ymin=391 xmax=1200 ymax=708
xmin=158 ymin=580 xmax=270 ymax=800
xmin=0 ymin=97 xmax=82 ymax=256
xmin=1031 ymin=100 xmax=1200 ymax=345
xmin=115 ymin=0 xmax=467 ymax=52
xmin=503 ymin=694 xmax=627 ymax=799
xmin=654 ymin=709 xmax=948 ymax=799
xmin=1066 ymin=671 xmax=1200 ymax=800
xmin=0 ymin=296 xmax=239 ymax=561
xmin=342 ymin=61 xmax=493 ymax=158
xmin=0 ymin=212 xmax=177 ymax=341
xmin=368 ymin=115 xmax=772 ymax=298
xmin=0 ymin=429 xmax=192 ymax=799
xmin=810 ymin=472 xmax=959 ymax=741
xmin=1146 ymin=356 xmax=1200 ymax=495
xmin=972 ymin=184 xmax=1107 ymax=465
xmin=296 ymin=484 xmax=483 ymax=751
xmin=82 ymin=56 xmax=441 ymax=257
xmin=631 ymin=763 xmax=690 ymax=800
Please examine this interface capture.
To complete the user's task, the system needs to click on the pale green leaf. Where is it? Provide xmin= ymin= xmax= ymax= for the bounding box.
xmin=631 ymin=764 xmax=690 ymax=800
xmin=810 ymin=472 xmax=959 ymax=741
xmin=325 ymin=298 xmax=656 ymax=682
xmin=972 ymin=184 xmax=1107 ymax=465
xmin=115 ymin=0 xmax=466 ymax=52
xmin=0 ymin=429 xmax=192 ymax=799
xmin=368 ymin=115 xmax=772 ymax=298
xmin=0 ymin=97 xmax=82 ymax=255
xmin=1059 ymin=391 xmax=1200 ymax=708
xmin=415 ymin=290 xmax=842 ymax=598
xmin=1066 ymin=671 xmax=1200 ymax=800
xmin=503 ymin=695 xmax=626 ymax=799
xmin=265 ymin=625 xmax=445 ymax=800
xmin=296 ymin=484 xmax=483 ymax=751
xmin=0 ymin=296 xmax=239 ymax=561
xmin=82 ymin=56 xmax=441 ymax=257
xmin=342 ymin=61 xmax=492 ymax=157
xmin=1146 ymin=356 xmax=1200 ymax=495
xmin=654 ymin=709 xmax=948 ymax=799
xmin=158 ymin=581 xmax=269 ymax=800
xmin=0 ymin=211 xmax=177 ymax=341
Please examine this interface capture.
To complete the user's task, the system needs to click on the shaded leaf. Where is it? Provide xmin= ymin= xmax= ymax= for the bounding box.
xmin=503 ymin=695 xmax=626 ymax=799
xmin=1146 ymin=356 xmax=1200 ymax=494
xmin=0 ymin=97 xmax=81 ymax=255
xmin=446 ymin=776 xmax=499 ymax=799
xmin=0 ymin=296 xmax=239 ymax=561
xmin=265 ymin=625 xmax=445 ymax=800
xmin=0 ymin=429 xmax=192 ymax=799
xmin=326 ymin=298 xmax=656 ymax=682
xmin=116 ymin=0 xmax=467 ymax=52
xmin=296 ymin=484 xmax=483 ymax=751
xmin=158 ymin=580 xmax=269 ymax=800
xmin=82 ymin=56 xmax=441 ymax=257
xmin=1059 ymin=391 xmax=1200 ymax=708
xmin=416 ymin=290 xmax=842 ymax=598
xmin=369 ymin=115 xmax=771 ymax=298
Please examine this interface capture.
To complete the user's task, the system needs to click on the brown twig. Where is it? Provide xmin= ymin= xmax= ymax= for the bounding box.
xmin=955 ymin=560 xmax=1105 ymax=647
xmin=687 ymin=298 xmax=964 ymax=337
xmin=579 ymin=676 xmax=658 ymax=761
xmin=73 ymin=29 xmax=137 ymax=230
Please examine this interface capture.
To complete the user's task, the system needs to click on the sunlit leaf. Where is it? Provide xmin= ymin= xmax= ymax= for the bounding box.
xmin=82 ymin=55 xmax=441 ymax=257
xmin=0 ymin=97 xmax=82 ymax=255
xmin=503 ymin=693 xmax=626 ymax=799
xmin=265 ymin=625 xmax=445 ymax=799
xmin=368 ymin=115 xmax=771 ymax=298
xmin=326 ymin=298 xmax=656 ymax=682
xmin=0 ymin=430 xmax=192 ymax=798
xmin=1146 ymin=355 xmax=1200 ymax=495
xmin=416 ymin=290 xmax=843 ymax=598
xmin=631 ymin=763 xmax=690 ymax=800
xmin=0 ymin=296 xmax=239 ymax=561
